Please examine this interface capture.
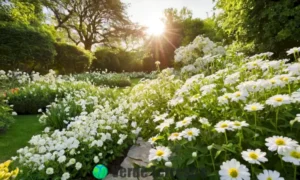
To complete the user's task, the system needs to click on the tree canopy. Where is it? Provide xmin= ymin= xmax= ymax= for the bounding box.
xmin=215 ymin=0 xmax=300 ymax=56
xmin=43 ymin=0 xmax=135 ymax=50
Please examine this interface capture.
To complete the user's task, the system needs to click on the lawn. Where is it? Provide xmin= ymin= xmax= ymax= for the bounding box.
xmin=0 ymin=115 xmax=44 ymax=162
xmin=131 ymin=78 xmax=142 ymax=85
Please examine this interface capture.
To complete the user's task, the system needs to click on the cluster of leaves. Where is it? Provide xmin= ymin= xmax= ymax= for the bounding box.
xmin=72 ymin=72 xmax=132 ymax=87
xmin=0 ymin=101 xmax=14 ymax=132
xmin=215 ymin=0 xmax=300 ymax=56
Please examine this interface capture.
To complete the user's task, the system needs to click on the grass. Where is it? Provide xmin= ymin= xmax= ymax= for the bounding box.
xmin=0 ymin=115 xmax=44 ymax=162
xmin=131 ymin=78 xmax=142 ymax=85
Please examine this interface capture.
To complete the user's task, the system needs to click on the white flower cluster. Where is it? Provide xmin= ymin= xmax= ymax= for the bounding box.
xmin=15 ymin=96 xmax=139 ymax=179
xmin=174 ymin=36 xmax=226 ymax=75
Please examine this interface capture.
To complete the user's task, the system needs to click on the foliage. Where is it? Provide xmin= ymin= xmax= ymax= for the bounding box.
xmin=92 ymin=47 xmax=144 ymax=72
xmin=215 ymin=0 xmax=300 ymax=56
xmin=52 ymin=43 xmax=93 ymax=74
xmin=146 ymin=43 xmax=300 ymax=179
xmin=38 ymin=85 xmax=118 ymax=129
xmin=5 ymin=71 xmax=99 ymax=114
xmin=0 ymin=23 xmax=56 ymax=71
xmin=126 ymin=69 xmax=182 ymax=138
xmin=73 ymin=72 xmax=131 ymax=87
xmin=14 ymin=93 xmax=139 ymax=179
xmin=0 ymin=0 xmax=43 ymax=25
xmin=0 ymin=102 xmax=14 ymax=132
xmin=147 ymin=7 xmax=228 ymax=70
xmin=42 ymin=0 xmax=133 ymax=50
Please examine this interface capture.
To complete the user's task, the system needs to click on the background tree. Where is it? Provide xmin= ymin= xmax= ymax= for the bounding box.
xmin=146 ymin=7 xmax=227 ymax=69
xmin=215 ymin=0 xmax=300 ymax=56
xmin=43 ymin=0 xmax=134 ymax=50
xmin=0 ymin=23 xmax=56 ymax=71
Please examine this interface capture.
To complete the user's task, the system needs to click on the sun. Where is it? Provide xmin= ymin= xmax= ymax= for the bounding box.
xmin=146 ymin=20 xmax=165 ymax=36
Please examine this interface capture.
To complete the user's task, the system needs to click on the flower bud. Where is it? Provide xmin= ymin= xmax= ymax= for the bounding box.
xmin=192 ymin=152 xmax=197 ymax=157
xmin=165 ymin=161 xmax=172 ymax=167
xmin=207 ymin=144 xmax=214 ymax=150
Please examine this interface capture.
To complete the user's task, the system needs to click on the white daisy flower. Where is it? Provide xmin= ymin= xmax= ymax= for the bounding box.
xmin=168 ymin=132 xmax=182 ymax=141
xmin=265 ymin=136 xmax=298 ymax=154
xmin=244 ymin=103 xmax=264 ymax=112
xmin=287 ymin=47 xmax=300 ymax=55
xmin=148 ymin=136 xmax=159 ymax=144
xmin=232 ymin=121 xmax=249 ymax=130
xmin=241 ymin=149 xmax=268 ymax=165
xmin=215 ymin=120 xmax=234 ymax=133
xmin=218 ymin=93 xmax=232 ymax=105
xmin=199 ymin=117 xmax=211 ymax=126
xmin=282 ymin=146 xmax=300 ymax=165
xmin=266 ymin=94 xmax=291 ymax=107
xmin=153 ymin=113 xmax=168 ymax=122
xmin=230 ymin=91 xmax=248 ymax=102
xmin=219 ymin=159 xmax=250 ymax=180
xmin=176 ymin=117 xmax=193 ymax=128
xmin=156 ymin=122 xmax=170 ymax=132
xmin=182 ymin=128 xmax=200 ymax=141
xmin=257 ymin=170 xmax=284 ymax=180
xmin=149 ymin=146 xmax=172 ymax=162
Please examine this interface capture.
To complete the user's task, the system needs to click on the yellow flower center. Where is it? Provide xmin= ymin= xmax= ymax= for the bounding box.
xmin=234 ymin=122 xmax=241 ymax=126
xmin=251 ymin=106 xmax=257 ymax=111
xmin=172 ymin=133 xmax=179 ymax=137
xmin=274 ymin=97 xmax=283 ymax=102
xmin=187 ymin=131 xmax=193 ymax=136
xmin=228 ymin=168 xmax=238 ymax=178
xmin=249 ymin=152 xmax=258 ymax=159
xmin=182 ymin=119 xmax=187 ymax=124
xmin=267 ymin=177 xmax=272 ymax=180
xmin=221 ymin=123 xmax=228 ymax=128
xmin=270 ymin=79 xmax=276 ymax=84
xmin=156 ymin=150 xmax=164 ymax=156
xmin=151 ymin=137 xmax=158 ymax=142
xmin=290 ymin=151 xmax=300 ymax=159
xmin=281 ymin=77 xmax=288 ymax=82
xmin=275 ymin=138 xmax=286 ymax=146
xmin=235 ymin=92 xmax=241 ymax=97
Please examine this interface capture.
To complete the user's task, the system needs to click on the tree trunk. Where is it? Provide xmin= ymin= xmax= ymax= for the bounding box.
xmin=84 ymin=42 xmax=92 ymax=51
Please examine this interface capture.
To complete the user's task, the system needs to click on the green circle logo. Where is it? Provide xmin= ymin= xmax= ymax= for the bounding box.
xmin=92 ymin=164 xmax=108 ymax=179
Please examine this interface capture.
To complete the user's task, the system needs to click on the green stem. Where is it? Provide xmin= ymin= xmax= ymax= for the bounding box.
xmin=294 ymin=165 xmax=297 ymax=180
xmin=275 ymin=108 xmax=279 ymax=131
xmin=224 ymin=131 xmax=228 ymax=144
xmin=254 ymin=111 xmax=257 ymax=128
xmin=210 ymin=150 xmax=215 ymax=171
xmin=251 ymin=164 xmax=255 ymax=179
xmin=238 ymin=130 xmax=242 ymax=148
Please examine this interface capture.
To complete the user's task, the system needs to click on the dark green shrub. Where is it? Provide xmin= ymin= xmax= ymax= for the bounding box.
xmin=91 ymin=47 xmax=144 ymax=72
xmin=53 ymin=43 xmax=93 ymax=74
xmin=0 ymin=23 xmax=56 ymax=71
xmin=73 ymin=72 xmax=132 ymax=87
xmin=91 ymin=48 xmax=120 ymax=72
xmin=6 ymin=81 xmax=99 ymax=115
